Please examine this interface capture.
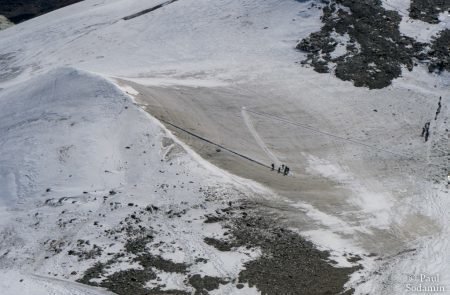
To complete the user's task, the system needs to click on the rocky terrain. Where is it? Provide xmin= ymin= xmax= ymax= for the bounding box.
xmin=297 ymin=0 xmax=450 ymax=88
xmin=76 ymin=200 xmax=361 ymax=295
xmin=429 ymin=29 xmax=450 ymax=73
xmin=0 ymin=15 xmax=13 ymax=30
xmin=410 ymin=0 xmax=450 ymax=24
xmin=0 ymin=0 xmax=81 ymax=23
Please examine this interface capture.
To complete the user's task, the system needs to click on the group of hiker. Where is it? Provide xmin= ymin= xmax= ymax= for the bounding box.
xmin=271 ymin=163 xmax=290 ymax=175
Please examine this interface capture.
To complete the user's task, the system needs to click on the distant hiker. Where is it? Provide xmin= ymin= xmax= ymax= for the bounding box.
xmin=425 ymin=129 xmax=430 ymax=142
xmin=277 ymin=167 xmax=281 ymax=173
xmin=435 ymin=97 xmax=442 ymax=120
xmin=271 ymin=163 xmax=275 ymax=171
xmin=284 ymin=166 xmax=289 ymax=176
xmin=422 ymin=122 xmax=430 ymax=142
xmin=281 ymin=164 xmax=285 ymax=170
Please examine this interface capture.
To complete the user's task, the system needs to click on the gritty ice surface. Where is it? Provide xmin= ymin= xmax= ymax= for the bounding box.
xmin=306 ymin=155 xmax=394 ymax=229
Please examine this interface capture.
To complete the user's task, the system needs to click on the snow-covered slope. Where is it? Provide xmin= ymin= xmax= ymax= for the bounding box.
xmin=0 ymin=270 xmax=113 ymax=295
xmin=0 ymin=0 xmax=448 ymax=294
xmin=0 ymin=68 xmax=132 ymax=203
xmin=0 ymin=0 xmax=323 ymax=85
xmin=0 ymin=67 xmax=269 ymax=294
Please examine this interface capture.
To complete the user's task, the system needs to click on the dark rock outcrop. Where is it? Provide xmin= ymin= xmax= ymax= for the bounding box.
xmin=0 ymin=0 xmax=82 ymax=23
xmin=297 ymin=0 xmax=432 ymax=89
xmin=409 ymin=0 xmax=450 ymax=24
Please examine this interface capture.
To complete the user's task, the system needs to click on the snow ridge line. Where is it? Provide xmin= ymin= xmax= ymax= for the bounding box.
xmin=123 ymin=0 xmax=180 ymax=21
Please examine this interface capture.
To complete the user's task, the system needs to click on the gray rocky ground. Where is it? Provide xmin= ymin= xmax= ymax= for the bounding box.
xmin=297 ymin=0 xmax=449 ymax=88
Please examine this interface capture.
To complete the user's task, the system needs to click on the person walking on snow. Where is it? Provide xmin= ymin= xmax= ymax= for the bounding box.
xmin=284 ymin=166 xmax=290 ymax=176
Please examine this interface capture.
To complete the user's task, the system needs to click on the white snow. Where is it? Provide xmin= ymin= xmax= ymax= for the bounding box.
xmin=306 ymin=155 xmax=394 ymax=229
xmin=329 ymin=31 xmax=352 ymax=59
xmin=0 ymin=270 xmax=113 ymax=295
xmin=211 ymin=282 xmax=260 ymax=295
xmin=0 ymin=0 xmax=448 ymax=294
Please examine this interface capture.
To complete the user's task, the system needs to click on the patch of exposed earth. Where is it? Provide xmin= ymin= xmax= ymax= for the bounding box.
xmin=76 ymin=199 xmax=362 ymax=295
xmin=0 ymin=15 xmax=13 ymax=30
xmin=2 ymin=127 xmax=364 ymax=295
xmin=297 ymin=0 xmax=449 ymax=89
xmin=206 ymin=203 xmax=363 ymax=295
xmin=409 ymin=0 xmax=450 ymax=24
xmin=428 ymin=29 xmax=450 ymax=73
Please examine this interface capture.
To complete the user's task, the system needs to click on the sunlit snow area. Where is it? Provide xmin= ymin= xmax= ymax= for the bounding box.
xmin=0 ymin=0 xmax=448 ymax=294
